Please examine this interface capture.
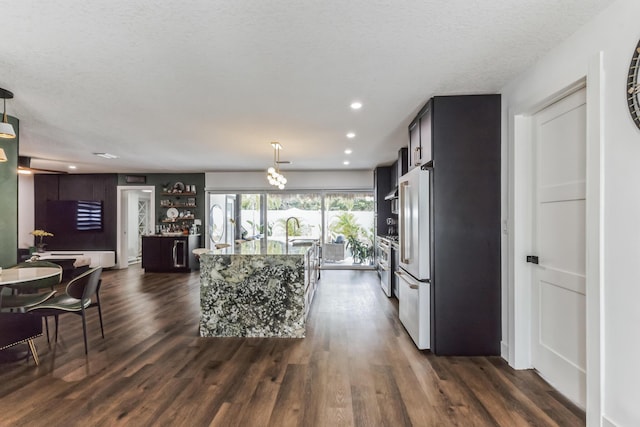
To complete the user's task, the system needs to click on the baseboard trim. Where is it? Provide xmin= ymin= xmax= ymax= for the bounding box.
xmin=501 ymin=341 xmax=509 ymax=361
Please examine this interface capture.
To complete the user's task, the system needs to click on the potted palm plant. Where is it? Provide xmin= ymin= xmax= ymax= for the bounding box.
xmin=346 ymin=235 xmax=367 ymax=264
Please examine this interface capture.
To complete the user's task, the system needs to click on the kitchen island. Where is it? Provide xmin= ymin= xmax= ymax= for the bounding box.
xmin=199 ymin=240 xmax=320 ymax=338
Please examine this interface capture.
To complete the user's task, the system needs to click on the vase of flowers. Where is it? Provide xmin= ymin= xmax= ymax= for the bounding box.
xmin=31 ymin=229 xmax=54 ymax=253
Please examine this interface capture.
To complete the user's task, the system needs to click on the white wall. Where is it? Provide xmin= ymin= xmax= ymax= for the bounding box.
xmin=205 ymin=170 xmax=373 ymax=191
xmin=502 ymin=0 xmax=640 ymax=425
xmin=127 ymin=191 xmax=139 ymax=260
xmin=17 ymin=173 xmax=34 ymax=248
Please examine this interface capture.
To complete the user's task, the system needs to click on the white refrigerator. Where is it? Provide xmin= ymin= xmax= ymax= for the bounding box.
xmin=396 ymin=166 xmax=431 ymax=349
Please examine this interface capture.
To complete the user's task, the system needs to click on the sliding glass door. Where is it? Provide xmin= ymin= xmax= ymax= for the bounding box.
xmin=323 ymin=192 xmax=375 ymax=268
xmin=266 ymin=193 xmax=322 ymax=254
xmin=208 ymin=194 xmax=235 ymax=248
xmin=205 ymin=190 xmax=374 ymax=269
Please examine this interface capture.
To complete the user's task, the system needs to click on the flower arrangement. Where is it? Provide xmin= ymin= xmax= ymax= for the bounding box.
xmin=31 ymin=229 xmax=54 ymax=246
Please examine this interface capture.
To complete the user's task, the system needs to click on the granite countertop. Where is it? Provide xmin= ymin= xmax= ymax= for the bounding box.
xmin=145 ymin=233 xmax=201 ymax=238
xmin=200 ymin=239 xmax=318 ymax=257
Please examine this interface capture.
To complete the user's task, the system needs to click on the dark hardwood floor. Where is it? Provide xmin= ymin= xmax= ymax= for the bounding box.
xmin=0 ymin=266 xmax=585 ymax=426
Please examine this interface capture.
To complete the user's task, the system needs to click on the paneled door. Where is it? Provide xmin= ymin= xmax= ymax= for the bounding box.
xmin=532 ymin=88 xmax=586 ymax=408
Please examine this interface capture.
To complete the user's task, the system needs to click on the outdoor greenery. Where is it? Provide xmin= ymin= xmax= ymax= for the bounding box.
xmin=240 ymin=194 xmax=260 ymax=210
xmin=246 ymin=220 xmax=272 ymax=237
xmin=328 ymin=212 xmax=360 ymax=242
xmin=268 ymin=194 xmax=322 ymax=210
xmin=234 ymin=192 xmax=375 ymax=264
xmin=240 ymin=194 xmax=373 ymax=212
xmin=326 ymin=197 xmax=374 ymax=211
xmin=345 ymin=235 xmax=372 ymax=264
xmin=275 ymin=217 xmax=301 ymax=237
xmin=330 ymin=212 xmax=374 ymax=264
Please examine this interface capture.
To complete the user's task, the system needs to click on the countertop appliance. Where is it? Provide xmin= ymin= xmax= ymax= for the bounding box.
xmin=396 ymin=166 xmax=431 ymax=349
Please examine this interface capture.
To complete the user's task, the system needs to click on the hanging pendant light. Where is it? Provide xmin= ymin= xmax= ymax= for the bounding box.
xmin=0 ymin=148 xmax=7 ymax=162
xmin=0 ymin=88 xmax=16 ymax=139
xmin=266 ymin=142 xmax=288 ymax=189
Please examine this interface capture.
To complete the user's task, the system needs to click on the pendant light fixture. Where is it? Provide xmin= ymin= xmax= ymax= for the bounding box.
xmin=267 ymin=142 xmax=287 ymax=190
xmin=0 ymin=148 xmax=7 ymax=162
xmin=0 ymin=88 xmax=16 ymax=139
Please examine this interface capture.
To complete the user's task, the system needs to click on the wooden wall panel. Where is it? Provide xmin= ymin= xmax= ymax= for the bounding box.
xmin=34 ymin=174 xmax=118 ymax=251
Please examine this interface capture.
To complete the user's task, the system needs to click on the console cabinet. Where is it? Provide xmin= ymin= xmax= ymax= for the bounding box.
xmin=142 ymin=235 xmax=200 ymax=272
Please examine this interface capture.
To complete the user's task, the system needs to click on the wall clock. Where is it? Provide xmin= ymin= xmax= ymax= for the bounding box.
xmin=627 ymin=39 xmax=640 ymax=130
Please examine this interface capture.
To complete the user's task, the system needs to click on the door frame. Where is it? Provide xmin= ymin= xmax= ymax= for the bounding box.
xmin=116 ymin=185 xmax=156 ymax=269
xmin=507 ymin=52 xmax=603 ymax=424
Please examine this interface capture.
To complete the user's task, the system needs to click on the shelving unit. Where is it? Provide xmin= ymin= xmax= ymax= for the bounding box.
xmin=159 ymin=188 xmax=199 ymax=229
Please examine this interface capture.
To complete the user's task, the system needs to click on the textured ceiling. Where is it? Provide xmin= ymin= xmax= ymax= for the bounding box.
xmin=0 ymin=0 xmax=614 ymax=174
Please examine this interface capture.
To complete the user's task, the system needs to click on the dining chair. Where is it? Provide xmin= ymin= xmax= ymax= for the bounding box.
xmin=27 ymin=266 xmax=103 ymax=354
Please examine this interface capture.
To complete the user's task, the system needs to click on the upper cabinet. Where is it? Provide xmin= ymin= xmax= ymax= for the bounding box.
xmin=408 ymin=120 xmax=421 ymax=170
xmin=408 ymin=101 xmax=433 ymax=170
xmin=397 ymin=147 xmax=408 ymax=182
xmin=374 ymin=166 xmax=393 ymax=236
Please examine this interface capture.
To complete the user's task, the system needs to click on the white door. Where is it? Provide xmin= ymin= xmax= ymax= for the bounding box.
xmin=531 ymin=88 xmax=586 ymax=408
xmin=116 ymin=186 xmax=155 ymax=269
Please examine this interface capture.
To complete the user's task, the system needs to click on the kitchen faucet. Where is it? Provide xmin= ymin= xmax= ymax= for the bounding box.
xmin=285 ymin=217 xmax=300 ymax=254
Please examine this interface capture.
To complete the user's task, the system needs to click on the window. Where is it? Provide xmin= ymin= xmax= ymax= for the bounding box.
xmin=206 ymin=191 xmax=374 ymax=268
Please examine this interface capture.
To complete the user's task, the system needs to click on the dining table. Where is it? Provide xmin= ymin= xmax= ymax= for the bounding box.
xmin=0 ymin=266 xmax=59 ymax=365
xmin=0 ymin=266 xmax=61 ymax=308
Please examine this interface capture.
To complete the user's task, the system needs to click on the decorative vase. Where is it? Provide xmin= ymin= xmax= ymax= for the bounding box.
xmin=36 ymin=243 xmax=47 ymax=253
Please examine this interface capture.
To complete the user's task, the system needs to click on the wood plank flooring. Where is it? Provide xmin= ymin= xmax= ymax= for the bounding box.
xmin=0 ymin=266 xmax=585 ymax=426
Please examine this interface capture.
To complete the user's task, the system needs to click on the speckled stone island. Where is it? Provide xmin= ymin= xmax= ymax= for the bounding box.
xmin=199 ymin=253 xmax=306 ymax=338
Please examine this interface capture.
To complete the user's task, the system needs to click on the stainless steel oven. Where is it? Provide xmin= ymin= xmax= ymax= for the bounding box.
xmin=377 ymin=237 xmax=391 ymax=297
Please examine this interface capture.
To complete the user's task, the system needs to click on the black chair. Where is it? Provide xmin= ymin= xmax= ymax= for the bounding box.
xmin=27 ymin=267 xmax=103 ymax=354
xmin=90 ymin=278 xmax=105 ymax=339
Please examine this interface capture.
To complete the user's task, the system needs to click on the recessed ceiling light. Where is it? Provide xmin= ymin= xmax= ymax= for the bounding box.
xmin=344 ymin=149 xmax=352 ymax=155
xmin=350 ymin=101 xmax=362 ymax=110
xmin=93 ymin=152 xmax=118 ymax=159
xmin=346 ymin=132 xmax=355 ymax=138
xmin=68 ymin=165 xmax=77 ymax=169
xmin=343 ymin=160 xmax=350 ymax=165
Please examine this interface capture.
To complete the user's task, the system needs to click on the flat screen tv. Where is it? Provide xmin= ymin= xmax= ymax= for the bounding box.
xmin=46 ymin=200 xmax=103 ymax=233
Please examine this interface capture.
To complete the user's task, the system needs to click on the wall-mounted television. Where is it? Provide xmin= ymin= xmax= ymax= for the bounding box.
xmin=46 ymin=200 xmax=104 ymax=233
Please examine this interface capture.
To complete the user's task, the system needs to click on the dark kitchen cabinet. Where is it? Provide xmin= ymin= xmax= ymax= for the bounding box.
xmin=397 ymin=147 xmax=408 ymax=182
xmin=408 ymin=104 xmax=433 ymax=171
xmin=408 ymin=121 xmax=421 ymax=170
xmin=373 ymin=166 xmax=393 ymax=237
xmin=418 ymin=108 xmax=432 ymax=164
xmin=390 ymin=160 xmax=398 ymax=189
xmin=410 ymin=94 xmax=501 ymax=356
xmin=142 ymin=235 xmax=200 ymax=272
